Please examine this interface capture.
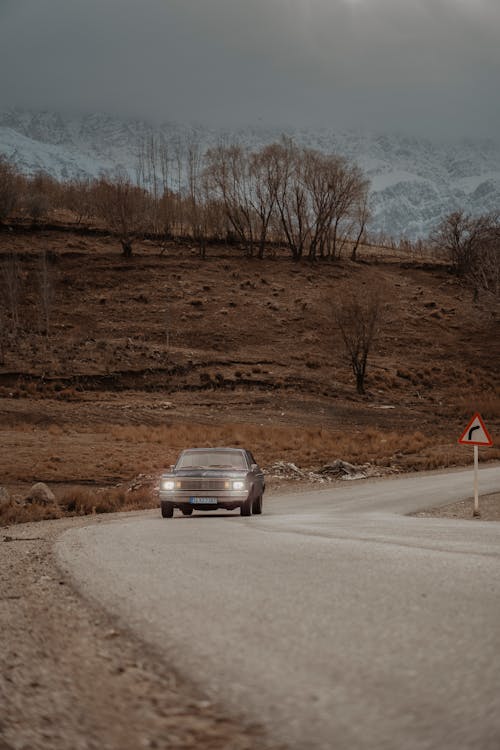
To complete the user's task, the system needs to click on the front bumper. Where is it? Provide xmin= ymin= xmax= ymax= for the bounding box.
xmin=159 ymin=490 xmax=249 ymax=510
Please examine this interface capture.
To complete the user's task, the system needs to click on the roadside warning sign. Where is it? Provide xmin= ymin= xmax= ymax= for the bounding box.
xmin=458 ymin=413 xmax=493 ymax=446
xmin=458 ymin=413 xmax=493 ymax=517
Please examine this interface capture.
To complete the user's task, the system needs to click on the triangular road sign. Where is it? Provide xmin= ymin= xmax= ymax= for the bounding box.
xmin=458 ymin=413 xmax=493 ymax=446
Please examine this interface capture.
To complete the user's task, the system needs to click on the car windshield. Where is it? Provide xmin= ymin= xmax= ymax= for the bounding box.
xmin=176 ymin=450 xmax=247 ymax=470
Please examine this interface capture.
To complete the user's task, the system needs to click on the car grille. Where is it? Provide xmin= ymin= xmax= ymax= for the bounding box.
xmin=178 ymin=478 xmax=230 ymax=492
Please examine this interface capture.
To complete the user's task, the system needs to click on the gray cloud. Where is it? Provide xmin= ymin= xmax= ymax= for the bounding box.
xmin=0 ymin=0 xmax=499 ymax=138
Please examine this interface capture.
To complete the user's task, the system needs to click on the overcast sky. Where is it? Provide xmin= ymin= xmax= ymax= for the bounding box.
xmin=0 ymin=0 xmax=499 ymax=138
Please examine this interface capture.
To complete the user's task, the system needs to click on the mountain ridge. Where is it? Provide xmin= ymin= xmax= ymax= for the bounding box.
xmin=1 ymin=108 xmax=499 ymax=240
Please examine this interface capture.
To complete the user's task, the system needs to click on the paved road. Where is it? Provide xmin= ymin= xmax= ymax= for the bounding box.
xmin=57 ymin=467 xmax=500 ymax=750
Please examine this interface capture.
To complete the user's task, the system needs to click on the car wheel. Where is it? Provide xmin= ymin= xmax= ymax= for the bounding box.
xmin=181 ymin=506 xmax=193 ymax=516
xmin=252 ymin=495 xmax=263 ymax=515
xmin=240 ymin=498 xmax=252 ymax=516
xmin=161 ymin=501 xmax=174 ymax=518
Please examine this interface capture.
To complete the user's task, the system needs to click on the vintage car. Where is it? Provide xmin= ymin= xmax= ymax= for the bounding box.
xmin=159 ymin=447 xmax=265 ymax=517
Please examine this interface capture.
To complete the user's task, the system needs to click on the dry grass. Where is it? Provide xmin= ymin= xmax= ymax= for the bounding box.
xmin=109 ymin=422 xmax=435 ymax=464
xmin=455 ymin=392 xmax=500 ymax=421
xmin=107 ymin=422 xmax=496 ymax=470
xmin=0 ymin=500 xmax=63 ymax=526
xmin=58 ymin=485 xmax=157 ymax=515
xmin=0 ymin=485 xmax=157 ymax=527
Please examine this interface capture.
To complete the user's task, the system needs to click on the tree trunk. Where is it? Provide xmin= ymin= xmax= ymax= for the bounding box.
xmin=121 ymin=239 xmax=133 ymax=258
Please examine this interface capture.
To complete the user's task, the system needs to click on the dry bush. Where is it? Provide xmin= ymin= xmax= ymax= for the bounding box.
xmin=58 ymin=487 xmax=99 ymax=515
xmin=1 ymin=482 xmax=158 ymax=526
xmin=57 ymin=484 xmax=156 ymax=516
xmin=119 ymin=486 xmax=158 ymax=511
xmin=0 ymin=499 xmax=62 ymax=527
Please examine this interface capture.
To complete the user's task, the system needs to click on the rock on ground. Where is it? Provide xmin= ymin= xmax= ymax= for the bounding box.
xmin=24 ymin=482 xmax=56 ymax=505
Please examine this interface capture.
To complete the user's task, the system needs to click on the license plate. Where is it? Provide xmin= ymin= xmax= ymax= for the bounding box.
xmin=190 ymin=497 xmax=218 ymax=504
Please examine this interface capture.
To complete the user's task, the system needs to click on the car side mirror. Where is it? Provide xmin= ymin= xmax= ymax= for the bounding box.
xmin=170 ymin=464 xmax=175 ymax=471
xmin=251 ymin=463 xmax=258 ymax=471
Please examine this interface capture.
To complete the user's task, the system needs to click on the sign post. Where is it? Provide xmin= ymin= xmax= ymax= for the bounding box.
xmin=473 ymin=444 xmax=479 ymax=517
xmin=458 ymin=413 xmax=493 ymax=518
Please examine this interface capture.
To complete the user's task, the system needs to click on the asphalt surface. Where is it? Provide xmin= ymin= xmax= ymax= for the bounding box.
xmin=57 ymin=466 xmax=500 ymax=750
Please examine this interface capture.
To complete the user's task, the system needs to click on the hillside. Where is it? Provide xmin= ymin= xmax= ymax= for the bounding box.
xmin=1 ymin=227 xmax=499 ymax=508
xmin=1 ymin=109 xmax=500 ymax=240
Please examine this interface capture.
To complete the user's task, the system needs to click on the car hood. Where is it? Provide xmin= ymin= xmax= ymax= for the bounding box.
xmin=162 ymin=469 xmax=248 ymax=479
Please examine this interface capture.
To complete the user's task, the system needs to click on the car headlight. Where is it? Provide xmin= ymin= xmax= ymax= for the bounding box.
xmin=232 ymin=480 xmax=245 ymax=490
xmin=161 ymin=479 xmax=175 ymax=491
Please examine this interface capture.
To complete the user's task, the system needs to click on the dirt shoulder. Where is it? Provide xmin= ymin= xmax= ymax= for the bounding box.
xmin=0 ymin=513 xmax=283 ymax=750
xmin=411 ymin=491 xmax=500 ymax=521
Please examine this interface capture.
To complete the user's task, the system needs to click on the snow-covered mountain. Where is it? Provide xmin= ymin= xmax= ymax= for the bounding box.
xmin=1 ymin=109 xmax=499 ymax=240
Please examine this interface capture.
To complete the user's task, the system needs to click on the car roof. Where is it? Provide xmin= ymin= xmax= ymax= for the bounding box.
xmin=181 ymin=447 xmax=247 ymax=453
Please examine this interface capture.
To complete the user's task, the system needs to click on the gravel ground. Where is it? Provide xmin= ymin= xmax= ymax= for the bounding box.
xmin=0 ymin=512 xmax=284 ymax=750
xmin=411 ymin=492 xmax=500 ymax=521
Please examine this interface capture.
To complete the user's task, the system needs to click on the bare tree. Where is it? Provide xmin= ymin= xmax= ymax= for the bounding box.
xmin=334 ymin=291 xmax=382 ymax=395
xmin=172 ymin=136 xmax=185 ymax=237
xmin=186 ymin=137 xmax=210 ymax=258
xmin=431 ymin=210 xmax=500 ymax=300
xmin=248 ymin=146 xmax=280 ymax=258
xmin=62 ymin=178 xmax=96 ymax=225
xmin=0 ymin=156 xmax=20 ymax=224
xmin=95 ymin=170 xmax=149 ymax=257
xmin=469 ymin=218 xmax=500 ymax=299
xmin=325 ymin=159 xmax=369 ymax=261
xmin=0 ymin=305 xmax=5 ymax=364
xmin=270 ymin=139 xmax=310 ymax=261
xmin=136 ymin=133 xmax=176 ymax=251
xmin=22 ymin=171 xmax=55 ymax=225
xmin=1 ymin=251 xmax=21 ymax=334
xmin=0 ymin=251 xmax=23 ymax=365
xmin=267 ymin=140 xmax=370 ymax=262
xmin=431 ymin=211 xmax=492 ymax=276
xmin=350 ymin=192 xmax=372 ymax=261
xmin=37 ymin=250 xmax=55 ymax=338
xmin=205 ymin=142 xmax=256 ymax=255
xmin=302 ymin=149 xmax=335 ymax=261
